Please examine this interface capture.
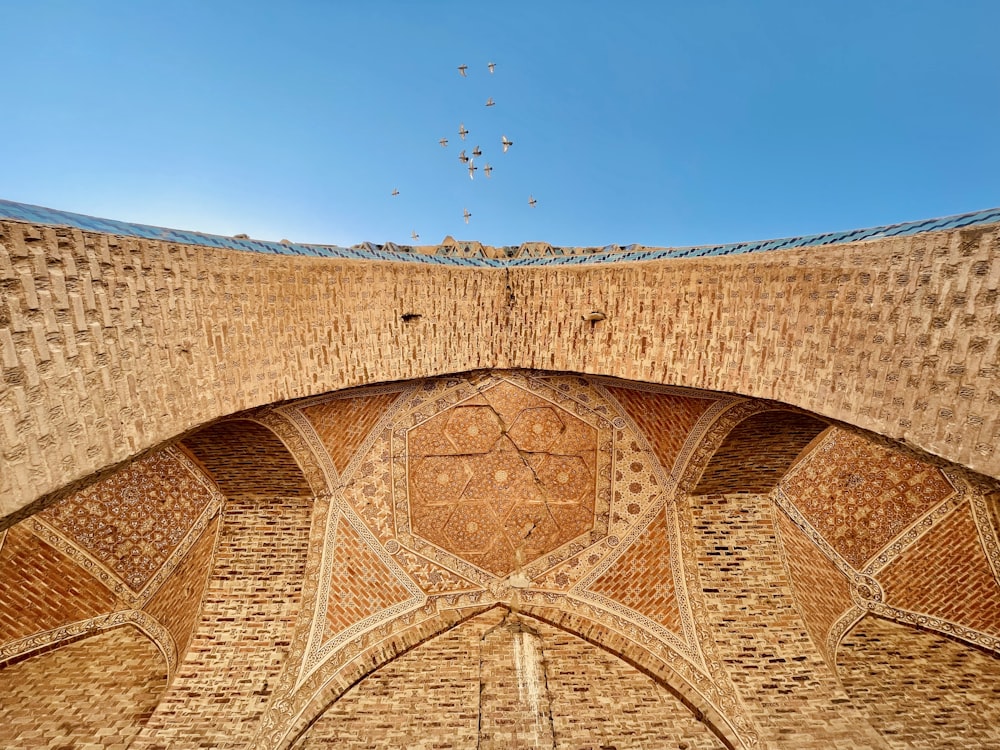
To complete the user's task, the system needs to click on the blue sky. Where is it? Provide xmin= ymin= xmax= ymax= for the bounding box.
xmin=1 ymin=1 xmax=998 ymax=248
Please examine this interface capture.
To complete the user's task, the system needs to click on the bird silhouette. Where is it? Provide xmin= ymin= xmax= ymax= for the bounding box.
xmin=458 ymin=64 xmax=468 ymax=77
xmin=439 ymin=137 xmax=448 ymax=147
xmin=472 ymin=145 xmax=482 ymax=158
xmin=459 ymin=123 xmax=469 ymax=140
xmin=463 ymin=208 xmax=471 ymax=224
xmin=488 ymin=61 xmax=496 ymax=74
xmin=485 ymin=97 xmax=495 ymax=107
xmin=483 ymin=163 xmax=493 ymax=178
xmin=411 ymin=231 xmax=419 ymax=241
xmin=468 ymin=160 xmax=477 ymax=180
xmin=458 ymin=149 xmax=469 ymax=164
xmin=501 ymin=135 xmax=513 ymax=153
xmin=391 ymin=188 xmax=400 ymax=197
xmin=528 ymin=195 xmax=537 ymax=208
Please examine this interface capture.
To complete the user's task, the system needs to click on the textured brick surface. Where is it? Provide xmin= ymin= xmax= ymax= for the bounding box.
xmin=0 ymin=625 xmax=167 ymax=749
xmin=297 ymin=608 xmax=727 ymax=750
xmin=302 ymin=392 xmax=399 ymax=474
xmin=838 ymin=615 xmax=1000 ymax=749
xmin=323 ymin=516 xmax=411 ymax=641
xmin=143 ymin=515 xmax=220 ymax=664
xmin=604 ymin=387 xmax=717 ymax=474
xmin=590 ymin=507 xmax=683 ymax=634
xmin=180 ymin=420 xmax=314 ymax=498
xmin=782 ymin=428 xmax=955 ymax=568
xmin=134 ymin=497 xmax=312 ymax=748
xmin=774 ymin=508 xmax=853 ymax=663
xmin=686 ymin=491 xmax=888 ymax=747
xmin=693 ymin=410 xmax=828 ymax=494
xmin=0 ymin=525 xmax=117 ymax=645
xmin=879 ymin=502 xmax=1000 ymax=637
xmin=4 ymin=219 xmax=1000 ymax=526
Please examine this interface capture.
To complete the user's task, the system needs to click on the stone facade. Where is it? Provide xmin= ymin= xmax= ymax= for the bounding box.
xmin=1 ymin=204 xmax=1000 ymax=748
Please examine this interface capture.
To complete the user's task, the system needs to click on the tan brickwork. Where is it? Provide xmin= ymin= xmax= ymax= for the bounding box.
xmin=322 ymin=514 xmax=411 ymax=641
xmin=4 ymin=219 xmax=1000 ymax=527
xmin=590 ymin=507 xmax=684 ymax=634
xmin=180 ymin=419 xmax=314 ymax=498
xmin=604 ymin=387 xmax=717 ymax=474
xmin=0 ymin=524 xmax=117 ymax=646
xmin=837 ymin=615 xmax=1000 ymax=749
xmin=0 ymin=624 xmax=167 ymax=749
xmin=301 ymin=391 xmax=400 ymax=474
xmin=682 ymin=491 xmax=889 ymax=747
xmin=296 ymin=607 xmax=728 ymax=750
xmin=774 ymin=507 xmax=853 ymax=664
xmin=143 ymin=515 xmax=220 ymax=665
xmin=879 ymin=502 xmax=1000 ymax=637
xmin=133 ymin=496 xmax=313 ymax=749
xmin=692 ymin=411 xmax=828 ymax=494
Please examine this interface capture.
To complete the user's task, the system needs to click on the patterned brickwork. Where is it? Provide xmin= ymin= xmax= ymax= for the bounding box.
xmin=782 ymin=428 xmax=955 ymax=569
xmin=0 ymin=525 xmax=117 ymax=646
xmin=297 ymin=608 xmax=727 ymax=750
xmin=296 ymin=610 xmax=495 ymax=749
xmin=878 ymin=502 xmax=1000 ymax=637
xmin=143 ymin=515 xmax=220 ymax=664
xmin=323 ymin=516 xmax=412 ymax=641
xmin=774 ymin=508 xmax=853 ymax=663
xmin=542 ymin=621 xmax=727 ymax=750
xmin=837 ymin=615 xmax=1000 ymax=749
xmin=134 ymin=497 xmax=312 ymax=748
xmin=685 ymin=492 xmax=888 ymax=747
xmin=693 ymin=411 xmax=828 ymax=494
xmin=38 ymin=447 xmax=216 ymax=593
xmin=4 ymin=218 xmax=1000 ymax=529
xmin=605 ymin=387 xmax=717 ymax=474
xmin=590 ymin=507 xmax=683 ymax=634
xmin=0 ymin=625 xmax=167 ymax=749
xmin=181 ymin=419 xmax=313 ymax=498
xmin=301 ymin=392 xmax=400 ymax=474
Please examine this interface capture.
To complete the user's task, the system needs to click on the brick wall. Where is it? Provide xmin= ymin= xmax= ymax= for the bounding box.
xmin=837 ymin=615 xmax=1000 ymax=748
xmin=0 ymin=624 xmax=167 ymax=749
xmin=133 ymin=497 xmax=313 ymax=748
xmin=684 ymin=491 xmax=888 ymax=747
xmin=0 ymin=525 xmax=117 ymax=646
xmin=3 ymin=218 xmax=1000 ymax=525
xmin=296 ymin=608 xmax=728 ymax=750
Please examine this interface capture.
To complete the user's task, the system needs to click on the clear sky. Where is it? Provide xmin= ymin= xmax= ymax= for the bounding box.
xmin=1 ymin=1 xmax=998 ymax=249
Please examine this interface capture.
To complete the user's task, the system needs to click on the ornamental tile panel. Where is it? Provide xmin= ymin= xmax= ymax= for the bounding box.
xmin=780 ymin=429 xmax=955 ymax=569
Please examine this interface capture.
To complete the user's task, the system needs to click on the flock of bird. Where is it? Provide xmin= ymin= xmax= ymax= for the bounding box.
xmin=392 ymin=60 xmax=537 ymax=239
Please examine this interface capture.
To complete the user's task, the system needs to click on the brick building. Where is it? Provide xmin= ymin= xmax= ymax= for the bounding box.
xmin=1 ymin=198 xmax=999 ymax=748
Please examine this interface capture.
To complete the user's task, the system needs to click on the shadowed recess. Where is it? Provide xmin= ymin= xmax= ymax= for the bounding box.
xmin=693 ymin=411 xmax=828 ymax=495
xmin=180 ymin=419 xmax=313 ymax=498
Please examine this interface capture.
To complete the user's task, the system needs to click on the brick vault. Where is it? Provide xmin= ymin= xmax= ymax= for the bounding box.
xmin=1 ymin=200 xmax=999 ymax=748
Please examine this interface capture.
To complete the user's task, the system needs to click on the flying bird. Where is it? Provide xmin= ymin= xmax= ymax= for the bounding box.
xmin=485 ymin=97 xmax=495 ymax=107
xmin=483 ymin=163 xmax=493 ymax=178
xmin=463 ymin=208 xmax=471 ymax=224
xmin=501 ymin=135 xmax=513 ymax=153
xmin=468 ymin=160 xmax=477 ymax=180
xmin=459 ymin=123 xmax=469 ymax=140
xmin=391 ymin=188 xmax=400 ymax=197
xmin=488 ymin=61 xmax=496 ymax=74
xmin=458 ymin=149 xmax=469 ymax=164
xmin=439 ymin=137 xmax=448 ymax=147
xmin=458 ymin=64 xmax=468 ymax=77
xmin=472 ymin=145 xmax=482 ymax=157
xmin=411 ymin=231 xmax=419 ymax=241
xmin=528 ymin=195 xmax=537 ymax=208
